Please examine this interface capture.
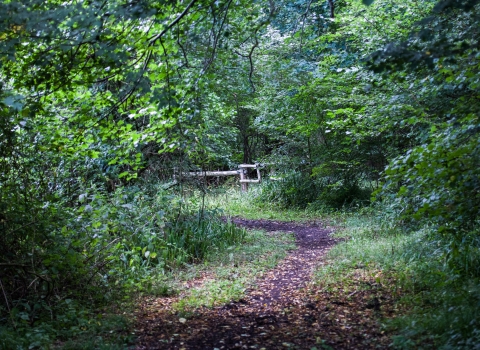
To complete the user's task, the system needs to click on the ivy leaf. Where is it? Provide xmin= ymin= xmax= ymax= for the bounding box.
xmin=362 ymin=0 xmax=375 ymax=5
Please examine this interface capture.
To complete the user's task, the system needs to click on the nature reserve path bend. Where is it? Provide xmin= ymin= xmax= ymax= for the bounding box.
xmin=228 ymin=218 xmax=336 ymax=307
xmin=135 ymin=219 xmax=391 ymax=349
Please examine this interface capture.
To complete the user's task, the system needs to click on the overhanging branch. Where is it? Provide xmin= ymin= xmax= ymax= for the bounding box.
xmin=147 ymin=0 xmax=198 ymax=45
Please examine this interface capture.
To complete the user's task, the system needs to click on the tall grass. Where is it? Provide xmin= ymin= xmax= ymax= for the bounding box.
xmin=204 ymin=185 xmax=327 ymax=221
xmin=163 ymin=209 xmax=246 ymax=264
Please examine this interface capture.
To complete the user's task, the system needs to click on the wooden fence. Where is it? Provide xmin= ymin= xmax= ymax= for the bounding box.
xmin=176 ymin=163 xmax=263 ymax=192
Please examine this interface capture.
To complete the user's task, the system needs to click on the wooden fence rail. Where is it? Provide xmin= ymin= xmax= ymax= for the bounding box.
xmin=175 ymin=163 xmax=263 ymax=192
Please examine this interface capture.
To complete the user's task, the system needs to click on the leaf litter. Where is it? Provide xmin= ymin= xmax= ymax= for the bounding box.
xmin=135 ymin=218 xmax=399 ymax=349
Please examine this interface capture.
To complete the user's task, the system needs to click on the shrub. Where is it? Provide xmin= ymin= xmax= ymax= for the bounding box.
xmin=259 ymin=171 xmax=372 ymax=209
xmin=0 ymin=180 xmax=246 ymax=348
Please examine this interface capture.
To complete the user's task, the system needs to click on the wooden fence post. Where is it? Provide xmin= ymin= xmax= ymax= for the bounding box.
xmin=239 ymin=168 xmax=248 ymax=192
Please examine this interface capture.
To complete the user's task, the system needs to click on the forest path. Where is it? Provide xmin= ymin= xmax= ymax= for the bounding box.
xmin=134 ymin=219 xmax=392 ymax=349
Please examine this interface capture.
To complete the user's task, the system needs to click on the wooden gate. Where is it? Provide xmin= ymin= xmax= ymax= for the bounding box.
xmin=177 ymin=163 xmax=263 ymax=192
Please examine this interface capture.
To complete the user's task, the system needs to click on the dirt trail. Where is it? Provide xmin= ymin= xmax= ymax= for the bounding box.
xmin=135 ymin=219 xmax=393 ymax=349
xmin=229 ymin=218 xmax=335 ymax=307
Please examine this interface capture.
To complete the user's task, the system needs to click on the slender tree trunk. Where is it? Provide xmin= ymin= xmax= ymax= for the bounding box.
xmin=328 ymin=0 xmax=335 ymax=18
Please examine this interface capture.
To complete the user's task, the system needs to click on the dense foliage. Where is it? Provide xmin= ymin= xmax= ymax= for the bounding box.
xmin=1 ymin=0 xmax=479 ymax=348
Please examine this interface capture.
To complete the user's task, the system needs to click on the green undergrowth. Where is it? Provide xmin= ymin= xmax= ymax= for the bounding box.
xmin=0 ymin=305 xmax=133 ymax=350
xmin=258 ymin=173 xmax=372 ymax=210
xmin=157 ymin=229 xmax=296 ymax=311
xmin=0 ymin=182 xmax=249 ymax=350
xmin=313 ymin=205 xmax=480 ymax=349
xmin=205 ymin=185 xmax=328 ymax=221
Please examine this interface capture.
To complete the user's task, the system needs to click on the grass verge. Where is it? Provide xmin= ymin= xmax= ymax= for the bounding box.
xmin=312 ymin=206 xmax=480 ymax=349
xmin=150 ymin=227 xmax=296 ymax=312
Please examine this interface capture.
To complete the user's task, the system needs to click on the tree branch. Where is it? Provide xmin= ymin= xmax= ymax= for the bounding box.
xmin=147 ymin=0 xmax=198 ymax=45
